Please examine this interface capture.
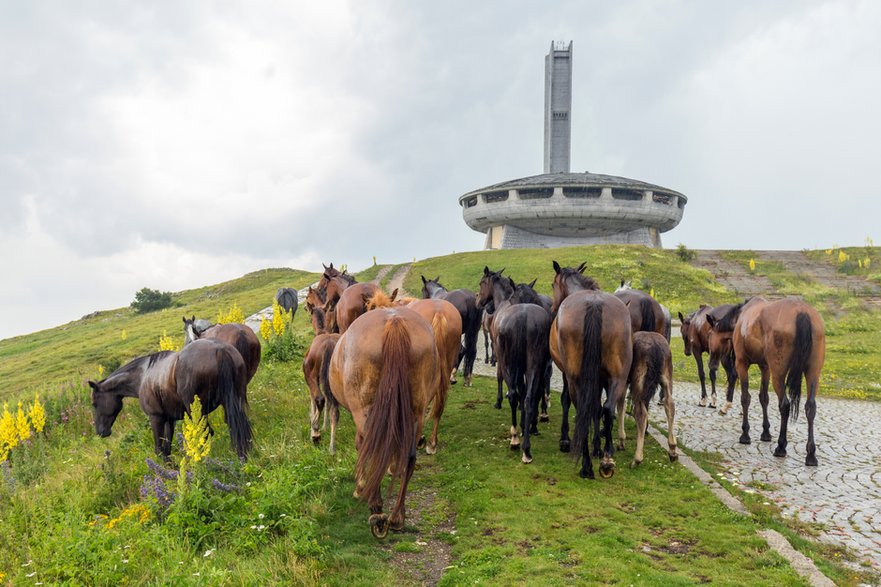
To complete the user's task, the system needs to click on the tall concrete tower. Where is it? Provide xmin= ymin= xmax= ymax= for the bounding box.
xmin=543 ymin=41 xmax=572 ymax=174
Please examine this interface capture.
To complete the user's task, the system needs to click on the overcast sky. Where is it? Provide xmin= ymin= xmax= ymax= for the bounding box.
xmin=2 ymin=1 xmax=880 ymax=340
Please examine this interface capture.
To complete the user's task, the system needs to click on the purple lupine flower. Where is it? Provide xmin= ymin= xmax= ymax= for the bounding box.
xmin=212 ymin=478 xmax=239 ymax=493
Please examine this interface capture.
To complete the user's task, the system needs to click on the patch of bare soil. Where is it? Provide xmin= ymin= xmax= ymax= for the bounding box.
xmin=369 ymin=265 xmax=394 ymax=285
xmin=692 ymin=251 xmax=775 ymax=298
xmin=386 ymin=263 xmax=413 ymax=297
xmin=386 ymin=484 xmax=456 ymax=586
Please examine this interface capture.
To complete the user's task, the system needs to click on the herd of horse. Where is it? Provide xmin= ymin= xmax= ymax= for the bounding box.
xmin=87 ymin=260 xmax=826 ymax=538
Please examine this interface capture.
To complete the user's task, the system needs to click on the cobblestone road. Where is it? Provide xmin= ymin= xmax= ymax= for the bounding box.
xmin=470 ymin=335 xmax=881 ymax=571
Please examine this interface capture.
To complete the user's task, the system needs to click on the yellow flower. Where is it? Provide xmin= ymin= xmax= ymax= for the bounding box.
xmin=864 ymin=257 xmax=871 ymax=269
xmin=271 ymin=300 xmax=291 ymax=337
xmin=216 ymin=302 xmax=245 ymax=324
xmin=259 ymin=316 xmax=272 ymax=341
xmin=121 ymin=329 xmax=127 ymax=340
xmin=182 ymin=396 xmax=212 ymax=463
xmin=838 ymin=250 xmax=848 ymax=263
xmin=105 ymin=504 xmax=150 ymax=529
xmin=825 ymin=249 xmax=832 ymax=255
xmin=649 ymin=288 xmax=655 ymax=298
xmin=0 ymin=403 xmax=18 ymax=458
xmin=28 ymin=394 xmax=46 ymax=434
xmin=158 ymin=331 xmax=181 ymax=352
xmin=15 ymin=402 xmax=31 ymax=443
xmin=97 ymin=364 xmax=105 ymax=379
xmin=749 ymin=258 xmax=756 ymax=271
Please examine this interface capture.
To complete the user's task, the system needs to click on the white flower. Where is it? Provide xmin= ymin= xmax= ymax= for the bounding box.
xmin=122 ymin=559 xmax=129 ymax=564
xmin=204 ymin=549 xmax=215 ymax=558
xmin=26 ymin=573 xmax=36 ymax=578
xmin=258 ymin=513 xmax=265 ymax=520
xmin=257 ymin=525 xmax=266 ymax=531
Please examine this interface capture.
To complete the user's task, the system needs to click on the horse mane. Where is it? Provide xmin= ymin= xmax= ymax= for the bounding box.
xmin=396 ymin=296 xmax=419 ymax=306
xmin=109 ymin=351 xmax=174 ymax=379
xmin=712 ymin=302 xmax=744 ymax=332
xmin=511 ymin=283 xmax=543 ymax=306
xmin=561 ymin=267 xmax=600 ymax=291
xmin=367 ymin=290 xmax=396 ymax=310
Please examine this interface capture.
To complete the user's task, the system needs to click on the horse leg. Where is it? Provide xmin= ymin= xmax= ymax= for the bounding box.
xmin=736 ymin=358 xmax=752 ymax=444
xmin=720 ymin=353 xmax=737 ymax=415
xmin=616 ymin=384 xmax=627 ymax=451
xmin=631 ymin=398 xmax=647 ymax=468
xmin=389 ymin=443 xmax=417 ymax=531
xmin=495 ymin=370 xmax=504 ymax=410
xmin=695 ymin=354 xmax=708 ymax=407
xmin=164 ymin=420 xmax=176 ymax=456
xmin=805 ymin=378 xmax=819 ymax=466
xmin=509 ymin=384 xmax=520 ymax=451
xmin=599 ymin=378 xmax=625 ymax=478
xmin=662 ymin=370 xmax=678 ymax=462
xmin=559 ymin=377 xmax=572 ymax=453
xmin=426 ymin=380 xmax=447 ymax=455
xmin=521 ymin=375 xmax=535 ymax=463
xmin=483 ymin=328 xmax=490 ymax=363
xmin=759 ymin=365 xmax=772 ymax=442
xmin=772 ymin=371 xmax=790 ymax=456
xmin=708 ymin=354 xmax=719 ymax=409
xmin=367 ymin=485 xmax=389 ymax=539
xmin=309 ymin=397 xmax=322 ymax=443
xmin=150 ymin=416 xmax=169 ymax=462
xmin=329 ymin=402 xmax=339 ymax=455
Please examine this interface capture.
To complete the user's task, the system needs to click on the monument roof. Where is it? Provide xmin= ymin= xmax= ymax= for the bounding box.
xmin=464 ymin=172 xmax=686 ymax=201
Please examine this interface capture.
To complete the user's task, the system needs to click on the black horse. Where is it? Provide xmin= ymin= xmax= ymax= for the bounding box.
xmin=476 ymin=267 xmax=551 ymax=464
xmin=275 ymin=287 xmax=298 ymax=319
xmin=421 ymin=276 xmax=481 ymax=387
xmin=509 ymin=278 xmax=554 ymax=423
xmin=89 ymin=339 xmax=252 ymax=461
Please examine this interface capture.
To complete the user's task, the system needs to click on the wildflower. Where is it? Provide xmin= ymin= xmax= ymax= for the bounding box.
xmin=271 ymin=300 xmax=291 ymax=337
xmin=121 ymin=329 xmax=127 ymax=340
xmin=649 ymin=288 xmax=655 ymax=298
xmin=97 ymin=364 xmax=105 ymax=379
xmin=259 ymin=316 xmax=272 ymax=342
xmin=212 ymin=478 xmax=239 ymax=492
xmin=158 ymin=331 xmax=181 ymax=352
xmin=15 ymin=403 xmax=31 ymax=443
xmin=748 ymin=258 xmax=756 ymax=272
xmin=28 ymin=394 xmax=46 ymax=434
xmin=838 ymin=250 xmax=848 ymax=263
xmin=182 ymin=397 xmax=212 ymax=463
xmin=106 ymin=504 xmax=151 ymax=529
xmin=0 ymin=403 xmax=17 ymax=460
xmin=204 ymin=549 xmax=215 ymax=558
xmin=864 ymin=257 xmax=871 ymax=269
xmin=216 ymin=302 xmax=245 ymax=324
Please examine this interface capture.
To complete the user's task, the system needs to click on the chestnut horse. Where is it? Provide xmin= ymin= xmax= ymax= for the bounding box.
xmin=183 ymin=318 xmax=262 ymax=383
xmin=550 ymin=261 xmax=632 ymax=479
xmin=328 ymin=307 xmax=438 ymax=538
xmin=304 ymin=287 xmax=327 ymax=334
xmin=476 ymin=268 xmax=551 ymax=464
xmin=90 ymin=339 xmax=252 ymax=461
xmin=421 ymin=276 xmax=482 ymax=387
xmin=709 ymin=297 xmax=825 ymax=465
xmin=303 ymin=333 xmax=341 ymax=452
xmin=625 ymin=331 xmax=678 ymax=467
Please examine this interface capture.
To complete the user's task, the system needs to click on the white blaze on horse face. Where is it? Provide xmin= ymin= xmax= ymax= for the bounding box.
xmin=185 ymin=323 xmax=198 ymax=345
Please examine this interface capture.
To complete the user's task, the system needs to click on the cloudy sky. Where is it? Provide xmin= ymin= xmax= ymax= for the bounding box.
xmin=2 ymin=1 xmax=880 ymax=339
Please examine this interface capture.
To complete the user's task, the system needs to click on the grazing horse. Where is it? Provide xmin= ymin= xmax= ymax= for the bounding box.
xmin=709 ymin=297 xmax=825 ymax=465
xmin=303 ymin=333 xmax=341 ymax=452
xmin=550 ymin=261 xmax=632 ymax=479
xmin=89 ymin=339 xmax=252 ymax=461
xmin=421 ymin=276 xmax=482 ymax=387
xmin=328 ymin=307 xmax=438 ymax=538
xmin=183 ymin=317 xmax=262 ymax=383
xmin=617 ymin=281 xmax=672 ymax=341
xmin=476 ymin=268 xmax=551 ymax=464
xmin=625 ymin=332 xmax=678 ymax=467
xmin=275 ymin=287 xmax=298 ymax=319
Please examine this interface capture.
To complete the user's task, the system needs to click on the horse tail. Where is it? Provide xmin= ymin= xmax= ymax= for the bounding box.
xmin=320 ymin=342 xmax=338 ymax=409
xmin=356 ymin=317 xmax=415 ymax=503
xmin=639 ymin=298 xmax=654 ymax=332
xmin=217 ymin=347 xmax=252 ymax=460
xmin=430 ymin=313 xmax=450 ymax=419
xmin=642 ymin=343 xmax=665 ymax=406
xmin=785 ymin=312 xmax=813 ymax=422
xmin=572 ymin=303 xmax=603 ymax=459
xmin=500 ymin=311 xmax=527 ymax=396
xmin=462 ymin=301 xmax=481 ymax=377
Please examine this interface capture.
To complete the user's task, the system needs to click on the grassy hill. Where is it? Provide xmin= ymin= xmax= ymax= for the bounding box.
xmin=0 ymin=246 xmax=878 ymax=585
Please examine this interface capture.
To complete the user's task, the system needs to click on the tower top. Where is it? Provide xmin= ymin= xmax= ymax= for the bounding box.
xmin=544 ymin=41 xmax=573 ymax=173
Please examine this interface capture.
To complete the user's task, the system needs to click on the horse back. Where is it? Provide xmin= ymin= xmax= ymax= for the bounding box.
xmin=556 ymin=291 xmax=632 ymax=378
xmin=203 ymin=323 xmax=261 ymax=383
xmin=759 ymin=299 xmax=826 ymax=367
xmin=177 ymin=339 xmax=247 ymax=416
xmin=137 ymin=352 xmax=181 ymax=418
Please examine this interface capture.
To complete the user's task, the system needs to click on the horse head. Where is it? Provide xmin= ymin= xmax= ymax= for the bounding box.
xmin=509 ymin=278 xmax=543 ymax=306
xmin=420 ymin=275 xmax=446 ymax=299
xmin=551 ymin=261 xmax=596 ymax=312
xmin=88 ymin=380 xmax=124 ymax=437
xmin=476 ymin=266 xmax=507 ymax=310
xmin=678 ymin=311 xmax=694 ymax=356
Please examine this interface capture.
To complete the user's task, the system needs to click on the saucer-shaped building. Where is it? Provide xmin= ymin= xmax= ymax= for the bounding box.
xmin=460 ymin=42 xmax=686 ymax=249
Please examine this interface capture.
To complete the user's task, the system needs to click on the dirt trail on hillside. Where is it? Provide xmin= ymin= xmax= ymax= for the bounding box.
xmin=692 ymin=251 xmax=775 ymax=297
xmin=369 ymin=265 xmax=393 ymax=285
xmin=755 ymin=250 xmax=881 ymax=297
xmin=386 ymin=263 xmax=412 ymax=296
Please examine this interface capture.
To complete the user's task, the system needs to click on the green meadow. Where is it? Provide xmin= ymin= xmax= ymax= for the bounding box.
xmin=0 ymin=245 xmax=878 ymax=585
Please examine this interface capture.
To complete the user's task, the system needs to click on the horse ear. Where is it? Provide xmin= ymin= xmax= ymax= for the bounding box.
xmin=322 ymin=263 xmax=329 ymax=271
xmin=421 ymin=275 xmax=427 ymax=284
xmin=182 ymin=316 xmax=188 ymax=324
xmin=620 ymin=279 xmax=625 ymax=288
xmin=706 ymin=315 xmax=717 ymax=328
xmin=553 ymin=261 xmax=562 ymax=274
xmin=678 ymin=312 xmax=685 ymax=322
xmin=508 ymin=277 xmax=515 ymax=288
xmin=329 ymin=263 xmax=335 ymax=269
xmin=498 ymin=267 xmax=505 ymax=275
xmin=483 ymin=266 xmax=490 ymax=276
xmin=625 ymin=300 xmax=631 ymax=307
xmin=88 ymin=380 xmax=100 ymax=391
xmin=390 ymin=288 xmax=398 ymax=301
xmin=529 ymin=278 xmax=537 ymax=288
xmin=435 ymin=276 xmax=440 ymax=283
xmin=576 ymin=262 xmax=587 ymax=273
xmin=191 ymin=315 xmax=195 ymax=322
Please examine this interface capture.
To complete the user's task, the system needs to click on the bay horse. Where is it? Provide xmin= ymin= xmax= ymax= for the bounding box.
xmin=421 ymin=276 xmax=482 ymax=387
xmin=613 ymin=284 xmax=666 ymax=338
xmin=550 ymin=261 xmax=632 ymax=479
xmin=304 ymin=286 xmax=327 ymax=334
xmin=625 ymin=331 xmax=678 ymax=467
xmin=679 ymin=304 xmax=739 ymax=411
xmin=317 ymin=263 xmax=356 ymax=291
xmin=328 ymin=307 xmax=438 ymax=538
xmin=303 ymin=333 xmax=341 ymax=452
xmin=275 ymin=287 xmax=298 ymax=319
xmin=617 ymin=280 xmax=672 ymax=341
xmin=183 ymin=317 xmax=262 ymax=383
xmin=321 ymin=273 xmax=356 ymax=333
xmin=476 ymin=268 xmax=551 ymax=464
xmin=709 ymin=297 xmax=825 ymax=465
xmin=509 ymin=278 xmax=554 ymax=423
xmin=89 ymin=338 xmax=252 ymax=461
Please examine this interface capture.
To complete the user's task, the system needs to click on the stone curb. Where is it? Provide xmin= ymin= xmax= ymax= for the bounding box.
xmin=646 ymin=421 xmax=835 ymax=587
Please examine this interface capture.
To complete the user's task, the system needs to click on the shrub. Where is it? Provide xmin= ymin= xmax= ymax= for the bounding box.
xmin=675 ymin=243 xmax=696 ymax=262
xmin=131 ymin=287 xmax=173 ymax=313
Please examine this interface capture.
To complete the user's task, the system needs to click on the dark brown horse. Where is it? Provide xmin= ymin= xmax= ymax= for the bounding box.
xmin=624 ymin=331 xmax=677 ymax=467
xmin=709 ymin=297 xmax=825 ymax=465
xmin=509 ymin=278 xmax=554 ymax=423
xmin=303 ymin=333 xmax=341 ymax=452
xmin=317 ymin=262 xmax=356 ymax=291
xmin=421 ymin=276 xmax=482 ymax=387
xmin=89 ymin=338 xmax=252 ymax=461
xmin=183 ymin=318 xmax=261 ymax=383
xmin=550 ymin=261 xmax=632 ymax=479
xmin=328 ymin=307 xmax=437 ymax=538
xmin=613 ymin=287 xmax=666 ymax=338
xmin=476 ymin=267 xmax=551 ymax=464
xmin=678 ymin=305 xmax=738 ymax=409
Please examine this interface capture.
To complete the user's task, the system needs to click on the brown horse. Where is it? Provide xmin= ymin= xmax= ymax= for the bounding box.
xmin=317 ymin=262 xmax=356 ymax=291
xmin=183 ymin=318 xmax=262 ymax=383
xmin=90 ymin=339 xmax=252 ymax=461
xmin=322 ymin=274 xmax=361 ymax=333
xmin=709 ymin=297 xmax=825 ymax=465
xmin=303 ymin=333 xmax=341 ymax=452
xmin=421 ymin=276 xmax=482 ymax=386
xmin=550 ymin=261 xmax=632 ymax=479
xmin=624 ymin=331 xmax=677 ymax=467
xmin=679 ymin=305 xmax=736 ymax=409
xmin=328 ymin=307 xmax=437 ymax=538
xmin=304 ymin=287 xmax=328 ymax=334
xmin=614 ymin=287 xmax=666 ymax=337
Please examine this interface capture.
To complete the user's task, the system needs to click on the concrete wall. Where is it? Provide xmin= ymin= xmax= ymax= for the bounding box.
xmin=486 ymin=224 xmax=662 ymax=249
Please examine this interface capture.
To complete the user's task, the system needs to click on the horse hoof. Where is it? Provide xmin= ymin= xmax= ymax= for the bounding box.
xmin=450 ymin=378 xmax=458 ymax=386
xmin=805 ymin=454 xmax=818 ymax=467
xmin=617 ymin=442 xmax=625 ymax=451
xmin=559 ymin=440 xmax=571 ymax=453
xmin=760 ymin=432 xmax=772 ymax=442
xmin=598 ymin=463 xmax=615 ymax=479
xmin=669 ymin=452 xmax=678 ymax=462
xmin=369 ymin=514 xmax=389 ymax=539
xmin=311 ymin=435 xmax=321 ymax=444
xmin=494 ymin=402 xmax=502 ymax=410
xmin=425 ymin=444 xmax=437 ymax=455
xmin=529 ymin=428 xmax=539 ymax=436
xmin=579 ymin=468 xmax=594 ymax=479
xmin=464 ymin=376 xmax=473 ymax=387
xmin=698 ymin=398 xmax=708 ymax=408
xmin=539 ymin=414 xmax=550 ymax=423
xmin=390 ymin=518 xmax=405 ymax=532
xmin=739 ymin=435 xmax=751 ymax=445
xmin=629 ymin=460 xmax=641 ymax=469
xmin=521 ymin=453 xmax=533 ymax=464
xmin=773 ymin=446 xmax=787 ymax=458
xmin=709 ymin=402 xmax=717 ymax=409
xmin=417 ymin=435 xmax=426 ymax=449
xmin=510 ymin=442 xmax=520 ymax=451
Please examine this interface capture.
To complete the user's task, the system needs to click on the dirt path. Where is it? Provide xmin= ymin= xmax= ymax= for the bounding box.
xmin=386 ymin=263 xmax=412 ymax=296
xmin=368 ymin=265 xmax=394 ymax=286
xmin=692 ymin=250 xmax=775 ymax=297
